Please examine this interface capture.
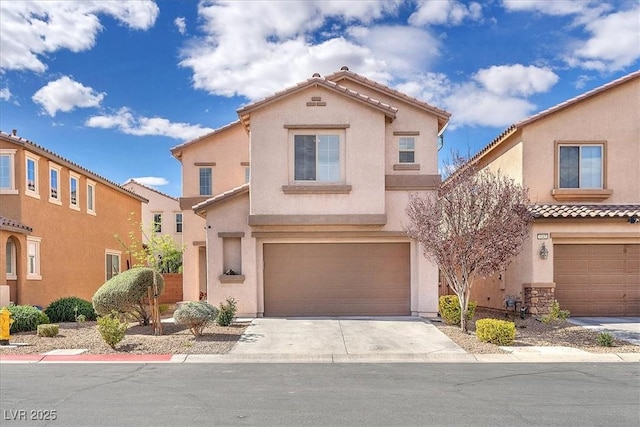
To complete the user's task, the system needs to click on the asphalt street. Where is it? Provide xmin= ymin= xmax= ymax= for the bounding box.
xmin=1 ymin=363 xmax=638 ymax=427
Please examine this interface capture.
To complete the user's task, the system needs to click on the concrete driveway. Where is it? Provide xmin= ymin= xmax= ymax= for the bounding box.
xmin=568 ymin=317 xmax=640 ymax=345
xmin=230 ymin=317 xmax=466 ymax=356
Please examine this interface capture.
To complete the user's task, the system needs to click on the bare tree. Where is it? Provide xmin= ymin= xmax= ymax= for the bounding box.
xmin=406 ymin=155 xmax=533 ymax=332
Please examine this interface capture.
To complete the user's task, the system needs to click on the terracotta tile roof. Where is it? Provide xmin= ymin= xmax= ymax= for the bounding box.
xmin=0 ymin=216 xmax=33 ymax=233
xmin=465 ymin=69 xmax=640 ymax=167
xmin=237 ymin=76 xmax=398 ymax=130
xmin=192 ymin=183 xmax=250 ymax=214
xmin=123 ymin=179 xmax=178 ymax=202
xmin=530 ymin=204 xmax=640 ymax=219
xmin=170 ymin=120 xmax=242 ymax=159
xmin=325 ymin=69 xmax=451 ymax=122
xmin=0 ymin=131 xmax=148 ymax=203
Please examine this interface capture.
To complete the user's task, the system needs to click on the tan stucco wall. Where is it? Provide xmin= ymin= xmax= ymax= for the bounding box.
xmin=0 ymin=143 xmax=143 ymax=307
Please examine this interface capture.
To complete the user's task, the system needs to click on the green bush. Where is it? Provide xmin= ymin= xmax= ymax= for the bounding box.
xmin=439 ymin=295 xmax=476 ymax=326
xmin=597 ymin=332 xmax=614 ymax=347
xmin=159 ymin=304 xmax=170 ymax=315
xmin=45 ymin=296 xmax=97 ymax=323
xmin=476 ymin=318 xmax=516 ymax=345
xmin=173 ymin=301 xmax=219 ymax=336
xmin=8 ymin=305 xmax=50 ymax=333
xmin=217 ymin=297 xmax=238 ymax=327
xmin=37 ymin=324 xmax=59 ymax=337
xmin=97 ymin=311 xmax=128 ymax=349
xmin=92 ymin=267 xmax=164 ymax=325
xmin=541 ymin=300 xmax=570 ymax=324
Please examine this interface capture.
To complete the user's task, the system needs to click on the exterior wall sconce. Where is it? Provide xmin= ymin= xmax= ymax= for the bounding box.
xmin=539 ymin=243 xmax=549 ymax=259
xmin=629 ymin=216 xmax=638 ymax=224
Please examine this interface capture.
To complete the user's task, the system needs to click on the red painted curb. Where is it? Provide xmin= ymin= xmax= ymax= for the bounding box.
xmin=0 ymin=354 xmax=173 ymax=362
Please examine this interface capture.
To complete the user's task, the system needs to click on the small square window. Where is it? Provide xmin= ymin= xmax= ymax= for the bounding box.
xmin=558 ymin=144 xmax=603 ymax=189
xmin=399 ymin=137 xmax=415 ymax=163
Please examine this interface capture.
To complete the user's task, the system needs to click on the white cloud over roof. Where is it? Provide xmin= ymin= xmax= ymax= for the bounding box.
xmin=32 ymin=76 xmax=105 ymax=117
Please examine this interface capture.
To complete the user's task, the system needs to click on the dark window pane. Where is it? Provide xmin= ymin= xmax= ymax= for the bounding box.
xmin=294 ymin=135 xmax=316 ymax=180
xmin=399 ymin=151 xmax=415 ymax=163
xmin=559 ymin=146 xmax=579 ymax=188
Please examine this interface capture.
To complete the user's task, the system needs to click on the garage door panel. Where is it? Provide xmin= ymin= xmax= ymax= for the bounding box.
xmin=554 ymin=244 xmax=639 ymax=316
xmin=264 ymin=243 xmax=410 ymax=316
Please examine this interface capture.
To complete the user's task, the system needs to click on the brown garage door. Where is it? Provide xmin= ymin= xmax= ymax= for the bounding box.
xmin=264 ymin=243 xmax=410 ymax=316
xmin=554 ymin=244 xmax=639 ymax=316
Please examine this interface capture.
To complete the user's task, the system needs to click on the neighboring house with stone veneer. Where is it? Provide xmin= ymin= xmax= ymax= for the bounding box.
xmin=465 ymin=70 xmax=640 ymax=316
xmin=0 ymin=131 xmax=146 ymax=307
xmin=175 ymin=68 xmax=450 ymax=317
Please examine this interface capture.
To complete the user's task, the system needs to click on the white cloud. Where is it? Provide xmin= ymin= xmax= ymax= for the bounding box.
xmin=86 ymin=107 xmax=214 ymax=141
xmin=178 ymin=0 xmax=438 ymax=100
xmin=473 ymin=64 xmax=559 ymax=96
xmin=174 ymin=17 xmax=186 ymax=35
xmin=0 ymin=0 xmax=159 ymax=72
xmin=0 ymin=87 xmax=11 ymax=101
xmin=409 ymin=0 xmax=483 ymax=26
xmin=130 ymin=177 xmax=169 ymax=187
xmin=32 ymin=76 xmax=105 ymax=117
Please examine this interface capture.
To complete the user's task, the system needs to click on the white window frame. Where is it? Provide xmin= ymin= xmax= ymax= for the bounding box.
xmin=87 ymin=179 xmax=96 ymax=215
xmin=175 ymin=212 xmax=183 ymax=234
xmin=48 ymin=162 xmax=62 ymax=205
xmin=25 ymin=152 xmax=40 ymax=199
xmin=398 ymin=137 xmax=416 ymax=164
xmin=69 ymin=171 xmax=80 ymax=210
xmin=105 ymin=250 xmax=121 ymax=281
xmin=0 ymin=148 xmax=18 ymax=195
xmin=153 ymin=212 xmax=162 ymax=233
xmin=6 ymin=238 xmax=17 ymax=280
xmin=199 ymin=167 xmax=213 ymax=196
xmin=26 ymin=236 xmax=42 ymax=280
xmin=291 ymin=132 xmax=344 ymax=183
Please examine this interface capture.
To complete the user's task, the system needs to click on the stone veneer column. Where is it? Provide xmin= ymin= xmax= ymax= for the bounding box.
xmin=523 ymin=283 xmax=555 ymax=315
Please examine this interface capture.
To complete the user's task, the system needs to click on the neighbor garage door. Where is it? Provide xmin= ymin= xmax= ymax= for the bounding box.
xmin=264 ymin=243 xmax=410 ymax=316
xmin=554 ymin=244 xmax=640 ymax=316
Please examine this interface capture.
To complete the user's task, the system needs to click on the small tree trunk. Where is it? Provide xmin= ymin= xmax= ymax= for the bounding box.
xmin=459 ymin=290 xmax=469 ymax=333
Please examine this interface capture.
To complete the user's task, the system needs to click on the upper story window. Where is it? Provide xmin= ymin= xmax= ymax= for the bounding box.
xmin=199 ymin=167 xmax=212 ymax=196
xmin=0 ymin=149 xmax=17 ymax=194
xmin=245 ymin=166 xmax=251 ymax=183
xmin=294 ymin=134 xmax=340 ymax=182
xmin=175 ymin=212 xmax=183 ymax=233
xmin=69 ymin=172 xmax=80 ymax=210
xmin=49 ymin=162 xmax=62 ymax=204
xmin=25 ymin=153 xmax=40 ymax=198
xmin=87 ymin=180 xmax=96 ymax=214
xmin=558 ymin=144 xmax=603 ymax=189
xmin=398 ymin=137 xmax=415 ymax=163
xmin=153 ymin=213 xmax=162 ymax=233
xmin=26 ymin=236 xmax=42 ymax=280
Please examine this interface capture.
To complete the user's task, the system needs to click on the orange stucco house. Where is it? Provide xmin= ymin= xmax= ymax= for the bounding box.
xmin=466 ymin=70 xmax=640 ymax=316
xmin=173 ymin=68 xmax=451 ymax=317
xmin=0 ymin=131 xmax=147 ymax=307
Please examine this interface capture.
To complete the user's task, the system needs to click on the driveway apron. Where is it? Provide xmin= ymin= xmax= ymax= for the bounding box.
xmin=230 ymin=317 xmax=466 ymax=355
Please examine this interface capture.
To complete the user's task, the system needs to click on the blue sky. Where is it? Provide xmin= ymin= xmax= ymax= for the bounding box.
xmin=1 ymin=0 xmax=639 ymax=197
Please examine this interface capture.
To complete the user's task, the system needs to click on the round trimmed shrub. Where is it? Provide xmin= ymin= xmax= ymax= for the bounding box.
xmin=45 ymin=296 xmax=97 ymax=323
xmin=439 ymin=295 xmax=477 ymax=326
xmin=476 ymin=318 xmax=516 ymax=345
xmin=8 ymin=305 xmax=50 ymax=333
xmin=92 ymin=267 xmax=164 ymax=323
xmin=173 ymin=301 xmax=219 ymax=336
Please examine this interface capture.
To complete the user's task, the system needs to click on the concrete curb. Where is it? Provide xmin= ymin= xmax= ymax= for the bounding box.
xmin=1 ymin=352 xmax=638 ymax=364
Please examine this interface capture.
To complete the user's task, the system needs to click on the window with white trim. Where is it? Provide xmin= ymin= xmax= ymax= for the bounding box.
xmin=245 ymin=166 xmax=251 ymax=183
xmin=0 ymin=149 xmax=17 ymax=194
xmin=105 ymin=250 xmax=121 ymax=280
xmin=199 ymin=167 xmax=212 ymax=196
xmin=6 ymin=238 xmax=17 ymax=280
xmin=49 ymin=162 xmax=62 ymax=204
xmin=175 ymin=212 xmax=183 ymax=233
xmin=26 ymin=236 xmax=42 ymax=280
xmin=558 ymin=144 xmax=603 ymax=189
xmin=69 ymin=172 xmax=80 ymax=210
xmin=398 ymin=137 xmax=415 ymax=163
xmin=25 ymin=153 xmax=40 ymax=198
xmin=294 ymin=134 xmax=340 ymax=182
xmin=87 ymin=180 xmax=96 ymax=214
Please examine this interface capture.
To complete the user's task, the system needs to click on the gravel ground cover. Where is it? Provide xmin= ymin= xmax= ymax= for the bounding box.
xmin=1 ymin=309 xmax=637 ymax=355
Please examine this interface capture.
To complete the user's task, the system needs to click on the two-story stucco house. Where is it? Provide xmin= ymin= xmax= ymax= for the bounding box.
xmin=466 ymin=70 xmax=640 ymax=317
xmin=175 ymin=68 xmax=450 ymax=317
xmin=122 ymin=179 xmax=183 ymax=247
xmin=0 ymin=131 xmax=147 ymax=307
